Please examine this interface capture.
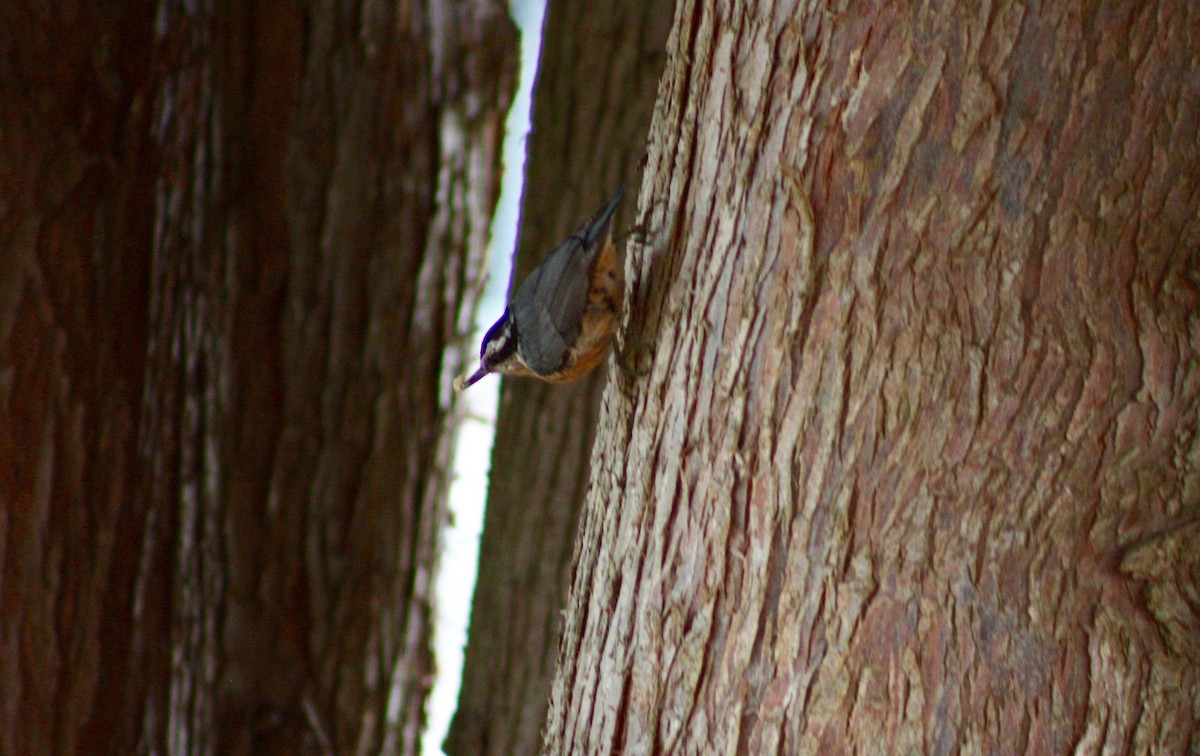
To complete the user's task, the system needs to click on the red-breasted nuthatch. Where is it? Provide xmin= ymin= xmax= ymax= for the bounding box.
xmin=454 ymin=186 xmax=625 ymax=391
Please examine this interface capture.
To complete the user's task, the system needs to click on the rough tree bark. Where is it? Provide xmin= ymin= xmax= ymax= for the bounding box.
xmin=0 ymin=1 xmax=514 ymax=753
xmin=445 ymin=0 xmax=674 ymax=753
xmin=546 ymin=0 xmax=1200 ymax=752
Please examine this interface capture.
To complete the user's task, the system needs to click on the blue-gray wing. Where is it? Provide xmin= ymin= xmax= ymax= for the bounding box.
xmin=511 ymin=186 xmax=625 ymax=375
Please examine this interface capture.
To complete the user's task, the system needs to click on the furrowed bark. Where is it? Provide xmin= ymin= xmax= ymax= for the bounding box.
xmin=0 ymin=2 xmax=515 ymax=753
xmin=545 ymin=0 xmax=1200 ymax=752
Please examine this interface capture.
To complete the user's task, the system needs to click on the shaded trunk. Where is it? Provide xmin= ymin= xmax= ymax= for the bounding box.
xmin=445 ymin=0 xmax=674 ymax=753
xmin=0 ymin=1 xmax=515 ymax=753
xmin=546 ymin=0 xmax=1200 ymax=752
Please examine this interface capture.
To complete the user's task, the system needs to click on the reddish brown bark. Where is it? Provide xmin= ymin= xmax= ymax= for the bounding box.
xmin=546 ymin=0 xmax=1200 ymax=752
xmin=0 ymin=1 xmax=515 ymax=753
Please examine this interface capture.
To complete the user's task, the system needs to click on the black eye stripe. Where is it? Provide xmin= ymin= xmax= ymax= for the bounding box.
xmin=490 ymin=339 xmax=516 ymax=366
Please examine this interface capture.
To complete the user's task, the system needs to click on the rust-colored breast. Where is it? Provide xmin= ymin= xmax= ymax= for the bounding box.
xmin=545 ymin=341 xmax=609 ymax=382
xmin=543 ymin=235 xmax=623 ymax=383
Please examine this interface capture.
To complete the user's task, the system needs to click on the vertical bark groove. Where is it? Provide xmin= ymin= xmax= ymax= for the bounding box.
xmin=1 ymin=1 xmax=515 ymax=752
xmin=545 ymin=0 xmax=1200 ymax=752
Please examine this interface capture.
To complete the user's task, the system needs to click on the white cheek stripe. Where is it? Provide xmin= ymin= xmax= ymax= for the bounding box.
xmin=484 ymin=333 xmax=510 ymax=361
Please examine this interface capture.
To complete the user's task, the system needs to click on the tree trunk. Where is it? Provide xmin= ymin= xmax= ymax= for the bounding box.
xmin=0 ymin=1 xmax=515 ymax=753
xmin=445 ymin=0 xmax=674 ymax=753
xmin=546 ymin=0 xmax=1200 ymax=752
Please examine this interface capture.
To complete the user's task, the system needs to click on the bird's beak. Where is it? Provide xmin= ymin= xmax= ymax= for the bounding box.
xmin=453 ymin=364 xmax=491 ymax=392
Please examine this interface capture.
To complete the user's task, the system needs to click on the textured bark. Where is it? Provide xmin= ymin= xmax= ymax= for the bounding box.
xmin=546 ymin=0 xmax=1200 ymax=753
xmin=444 ymin=1 xmax=674 ymax=753
xmin=0 ymin=1 xmax=514 ymax=754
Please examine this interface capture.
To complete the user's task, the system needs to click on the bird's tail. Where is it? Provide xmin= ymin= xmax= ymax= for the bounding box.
xmin=576 ymin=185 xmax=626 ymax=248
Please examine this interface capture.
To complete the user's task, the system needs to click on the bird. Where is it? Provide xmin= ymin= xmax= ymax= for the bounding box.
xmin=454 ymin=186 xmax=626 ymax=391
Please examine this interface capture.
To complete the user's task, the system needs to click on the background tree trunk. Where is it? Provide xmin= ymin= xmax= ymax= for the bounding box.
xmin=546 ymin=0 xmax=1200 ymax=752
xmin=445 ymin=0 xmax=674 ymax=753
xmin=0 ymin=1 xmax=514 ymax=753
